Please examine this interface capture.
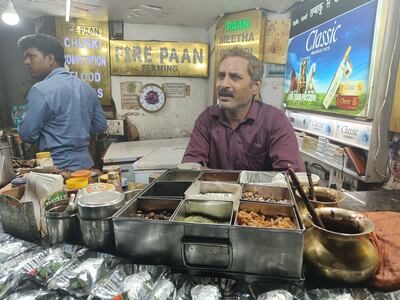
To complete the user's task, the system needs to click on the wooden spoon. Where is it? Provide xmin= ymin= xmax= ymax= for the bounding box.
xmin=288 ymin=165 xmax=325 ymax=229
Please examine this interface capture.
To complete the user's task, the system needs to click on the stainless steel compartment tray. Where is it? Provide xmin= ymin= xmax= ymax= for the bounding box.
xmin=236 ymin=201 xmax=301 ymax=229
xmin=229 ymin=202 xmax=304 ymax=278
xmin=173 ymin=199 xmax=234 ymax=225
xmin=114 ymin=185 xmax=305 ymax=280
xmin=113 ymin=197 xmax=183 ymax=265
xmin=140 ymin=181 xmax=192 ymax=198
xmin=157 ymin=169 xmax=201 ymax=182
xmin=241 ymin=184 xmax=294 ymax=205
xmin=197 ymin=170 xmax=240 ymax=182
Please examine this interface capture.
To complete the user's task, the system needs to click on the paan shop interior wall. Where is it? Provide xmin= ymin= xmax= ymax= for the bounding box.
xmin=111 ymin=23 xmax=209 ymax=140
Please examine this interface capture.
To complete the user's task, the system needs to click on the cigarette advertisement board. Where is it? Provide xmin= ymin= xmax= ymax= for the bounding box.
xmin=284 ymin=0 xmax=378 ymax=117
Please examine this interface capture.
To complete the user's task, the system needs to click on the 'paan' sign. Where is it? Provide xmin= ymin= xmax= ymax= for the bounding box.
xmin=110 ymin=40 xmax=209 ymax=77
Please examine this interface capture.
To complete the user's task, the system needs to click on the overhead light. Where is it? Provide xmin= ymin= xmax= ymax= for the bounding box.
xmin=1 ymin=0 xmax=20 ymax=25
xmin=65 ymin=0 xmax=71 ymax=22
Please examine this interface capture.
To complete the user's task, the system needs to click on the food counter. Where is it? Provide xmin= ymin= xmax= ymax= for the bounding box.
xmin=0 ymin=171 xmax=400 ymax=299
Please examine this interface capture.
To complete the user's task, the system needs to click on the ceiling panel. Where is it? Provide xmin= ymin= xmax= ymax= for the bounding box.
xmin=1 ymin=0 xmax=301 ymax=27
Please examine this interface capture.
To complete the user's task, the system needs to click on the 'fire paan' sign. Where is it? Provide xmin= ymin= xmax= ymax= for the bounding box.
xmin=110 ymin=40 xmax=209 ymax=77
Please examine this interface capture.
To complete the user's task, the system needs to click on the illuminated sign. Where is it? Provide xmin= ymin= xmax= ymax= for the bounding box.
xmin=225 ymin=16 xmax=251 ymax=31
xmin=55 ymin=18 xmax=111 ymax=105
xmin=110 ymin=40 xmax=209 ymax=77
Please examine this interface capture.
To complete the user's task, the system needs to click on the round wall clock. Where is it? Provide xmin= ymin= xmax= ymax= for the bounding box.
xmin=138 ymin=84 xmax=166 ymax=112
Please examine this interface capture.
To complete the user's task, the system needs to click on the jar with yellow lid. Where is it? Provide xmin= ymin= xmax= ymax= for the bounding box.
xmin=36 ymin=151 xmax=53 ymax=167
xmin=65 ymin=177 xmax=88 ymax=197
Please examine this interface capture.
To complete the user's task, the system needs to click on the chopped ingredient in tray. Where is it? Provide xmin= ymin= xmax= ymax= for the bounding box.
xmin=134 ymin=210 xmax=173 ymax=220
xmin=237 ymin=210 xmax=296 ymax=229
xmin=183 ymin=215 xmax=220 ymax=224
xmin=242 ymin=192 xmax=289 ymax=203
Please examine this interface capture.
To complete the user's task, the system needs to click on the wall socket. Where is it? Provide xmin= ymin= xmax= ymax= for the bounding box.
xmin=107 ymin=120 xmax=124 ymax=136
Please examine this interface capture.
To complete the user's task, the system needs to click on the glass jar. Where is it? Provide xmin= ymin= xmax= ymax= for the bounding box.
xmin=107 ymin=171 xmax=122 ymax=192
xmin=36 ymin=151 xmax=54 ymax=167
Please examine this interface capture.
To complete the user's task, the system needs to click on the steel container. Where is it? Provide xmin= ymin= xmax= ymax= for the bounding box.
xmin=140 ymin=181 xmax=192 ymax=198
xmin=184 ymin=181 xmax=241 ymax=211
xmin=79 ymin=217 xmax=115 ymax=253
xmin=241 ymin=184 xmax=294 ymax=205
xmin=78 ymin=190 xmax=125 ymax=220
xmin=113 ymin=197 xmax=183 ymax=265
xmin=0 ymin=144 xmax=14 ymax=188
xmin=114 ymin=198 xmax=304 ymax=280
xmin=230 ymin=201 xmax=304 ymax=279
xmin=197 ymin=170 xmax=240 ymax=183
xmin=157 ymin=169 xmax=201 ymax=182
xmin=45 ymin=199 xmax=81 ymax=245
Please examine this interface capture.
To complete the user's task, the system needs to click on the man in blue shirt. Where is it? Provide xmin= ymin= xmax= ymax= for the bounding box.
xmin=18 ymin=34 xmax=107 ymax=171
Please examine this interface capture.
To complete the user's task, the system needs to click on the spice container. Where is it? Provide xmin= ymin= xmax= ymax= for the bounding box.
xmin=65 ymin=177 xmax=89 ymax=197
xmin=71 ymin=169 xmax=99 ymax=183
xmin=103 ymin=165 xmax=121 ymax=179
xmin=78 ymin=190 xmax=124 ymax=252
xmin=36 ymin=151 xmax=53 ymax=167
xmin=45 ymin=199 xmax=81 ymax=245
xmin=107 ymin=171 xmax=122 ymax=192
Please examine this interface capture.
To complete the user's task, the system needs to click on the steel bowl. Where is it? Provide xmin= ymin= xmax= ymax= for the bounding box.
xmin=45 ymin=199 xmax=82 ymax=245
xmin=79 ymin=217 xmax=115 ymax=253
xmin=78 ymin=190 xmax=124 ymax=220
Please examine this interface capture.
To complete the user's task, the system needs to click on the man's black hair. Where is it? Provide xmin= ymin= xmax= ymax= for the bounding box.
xmin=18 ymin=33 xmax=65 ymax=66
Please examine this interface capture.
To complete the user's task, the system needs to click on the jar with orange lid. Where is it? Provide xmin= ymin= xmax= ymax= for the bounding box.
xmin=70 ymin=169 xmax=98 ymax=183
xmin=36 ymin=151 xmax=53 ymax=167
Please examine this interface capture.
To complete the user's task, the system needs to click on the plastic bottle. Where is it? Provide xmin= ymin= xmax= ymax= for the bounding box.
xmin=36 ymin=151 xmax=54 ymax=167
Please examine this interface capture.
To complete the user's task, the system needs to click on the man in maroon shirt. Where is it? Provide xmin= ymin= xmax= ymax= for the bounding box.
xmin=182 ymin=47 xmax=304 ymax=171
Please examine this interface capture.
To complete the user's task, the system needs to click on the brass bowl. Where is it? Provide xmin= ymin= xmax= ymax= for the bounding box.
xmin=296 ymin=187 xmax=345 ymax=227
xmin=304 ymin=207 xmax=379 ymax=283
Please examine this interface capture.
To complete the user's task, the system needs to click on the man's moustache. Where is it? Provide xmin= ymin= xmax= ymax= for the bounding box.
xmin=218 ymin=88 xmax=234 ymax=97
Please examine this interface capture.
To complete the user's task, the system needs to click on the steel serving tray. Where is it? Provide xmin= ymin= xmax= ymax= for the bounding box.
xmin=241 ymin=184 xmax=294 ymax=205
xmin=157 ymin=169 xmax=201 ymax=182
xmin=197 ymin=170 xmax=240 ymax=182
xmin=184 ymin=181 xmax=241 ymax=211
xmin=229 ymin=201 xmax=304 ymax=278
xmin=113 ymin=197 xmax=183 ymax=265
xmin=140 ymin=181 xmax=192 ymax=198
xmin=113 ymin=169 xmax=305 ymax=280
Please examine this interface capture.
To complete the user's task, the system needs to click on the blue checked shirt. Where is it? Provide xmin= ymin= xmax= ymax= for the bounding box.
xmin=19 ymin=67 xmax=107 ymax=171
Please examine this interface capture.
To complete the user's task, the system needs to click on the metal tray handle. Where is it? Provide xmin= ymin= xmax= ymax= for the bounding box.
xmin=182 ymin=239 xmax=232 ymax=270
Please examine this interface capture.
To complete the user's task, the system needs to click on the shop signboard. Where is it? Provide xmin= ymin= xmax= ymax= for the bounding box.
xmin=55 ymin=18 xmax=111 ymax=105
xmin=110 ymin=41 xmax=208 ymax=78
xmin=284 ymin=0 xmax=378 ymax=117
